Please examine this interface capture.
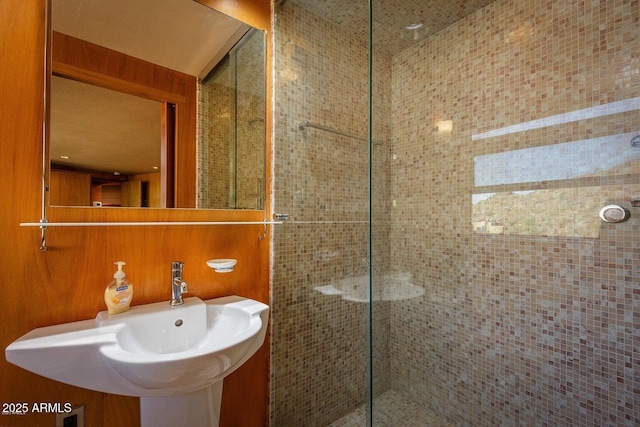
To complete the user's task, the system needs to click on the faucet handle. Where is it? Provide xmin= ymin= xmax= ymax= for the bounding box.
xmin=180 ymin=281 xmax=188 ymax=294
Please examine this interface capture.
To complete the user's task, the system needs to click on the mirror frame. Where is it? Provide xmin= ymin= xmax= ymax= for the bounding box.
xmin=44 ymin=0 xmax=271 ymax=224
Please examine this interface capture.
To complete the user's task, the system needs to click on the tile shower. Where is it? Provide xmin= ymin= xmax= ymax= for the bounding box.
xmin=272 ymin=0 xmax=639 ymax=426
xmin=198 ymin=29 xmax=265 ymax=210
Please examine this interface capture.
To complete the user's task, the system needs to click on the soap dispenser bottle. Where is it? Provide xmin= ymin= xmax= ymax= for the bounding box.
xmin=104 ymin=261 xmax=133 ymax=314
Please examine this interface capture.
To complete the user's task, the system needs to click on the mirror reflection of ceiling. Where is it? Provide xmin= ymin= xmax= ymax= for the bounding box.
xmin=51 ymin=76 xmax=162 ymax=175
xmin=291 ymin=0 xmax=496 ymax=54
xmin=53 ymin=0 xmax=250 ymax=78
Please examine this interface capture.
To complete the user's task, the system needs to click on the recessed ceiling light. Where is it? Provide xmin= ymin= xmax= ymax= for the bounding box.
xmin=402 ymin=22 xmax=428 ymax=41
xmin=60 ymin=155 xmax=70 ymax=159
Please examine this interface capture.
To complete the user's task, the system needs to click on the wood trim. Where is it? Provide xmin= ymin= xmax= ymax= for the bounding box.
xmin=161 ymin=103 xmax=176 ymax=208
xmin=52 ymin=62 xmax=187 ymax=104
xmin=195 ymin=0 xmax=271 ymax=31
xmin=46 ymin=205 xmax=266 ymax=223
xmin=52 ymin=32 xmax=195 ymax=97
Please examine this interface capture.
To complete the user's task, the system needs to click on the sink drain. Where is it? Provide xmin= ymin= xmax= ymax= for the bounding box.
xmin=174 ymin=319 xmax=183 ymax=327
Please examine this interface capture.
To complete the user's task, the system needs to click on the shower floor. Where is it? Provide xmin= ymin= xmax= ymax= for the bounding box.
xmin=329 ymin=390 xmax=453 ymax=427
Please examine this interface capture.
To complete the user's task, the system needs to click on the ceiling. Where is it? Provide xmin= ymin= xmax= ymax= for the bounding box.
xmin=290 ymin=0 xmax=496 ymax=54
xmin=53 ymin=0 xmax=249 ymax=78
xmin=51 ymin=0 xmax=250 ymax=175
xmin=50 ymin=76 xmax=162 ymax=176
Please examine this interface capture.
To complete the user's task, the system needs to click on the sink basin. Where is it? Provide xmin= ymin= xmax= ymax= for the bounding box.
xmin=5 ymin=296 xmax=269 ymax=398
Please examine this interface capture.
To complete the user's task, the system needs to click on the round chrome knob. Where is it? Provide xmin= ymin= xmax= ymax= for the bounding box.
xmin=599 ymin=205 xmax=629 ymax=223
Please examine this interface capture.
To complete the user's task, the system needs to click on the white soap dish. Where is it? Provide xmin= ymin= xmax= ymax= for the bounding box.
xmin=206 ymin=259 xmax=237 ymax=273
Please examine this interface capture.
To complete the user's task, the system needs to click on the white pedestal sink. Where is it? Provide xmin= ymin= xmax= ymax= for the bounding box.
xmin=5 ymin=296 xmax=269 ymax=427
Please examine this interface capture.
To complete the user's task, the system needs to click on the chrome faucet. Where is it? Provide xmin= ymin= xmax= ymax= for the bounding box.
xmin=170 ymin=261 xmax=188 ymax=306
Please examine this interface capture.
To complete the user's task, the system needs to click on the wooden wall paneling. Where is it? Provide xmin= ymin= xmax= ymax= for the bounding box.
xmin=131 ymin=172 xmax=162 ymax=208
xmin=103 ymin=393 xmax=140 ymax=427
xmin=0 ymin=2 xmax=106 ymax=426
xmin=1 ymin=0 xmax=272 ymax=426
xmin=161 ymin=102 xmax=176 ymax=208
xmin=98 ymin=183 xmax=123 ymax=207
xmin=50 ymin=169 xmax=91 ymax=206
xmin=121 ymin=180 xmax=142 ymax=207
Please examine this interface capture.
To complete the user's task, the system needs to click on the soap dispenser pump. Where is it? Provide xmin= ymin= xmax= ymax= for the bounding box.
xmin=104 ymin=261 xmax=133 ymax=314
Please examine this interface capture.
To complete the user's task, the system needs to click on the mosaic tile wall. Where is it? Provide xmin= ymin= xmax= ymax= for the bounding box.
xmin=198 ymin=79 xmax=232 ymax=208
xmin=390 ymin=0 xmax=639 ymax=426
xmin=197 ymin=30 xmax=265 ymax=209
xmin=273 ymin=0 xmax=639 ymax=425
xmin=272 ymin=1 xmax=393 ymax=425
xmin=235 ymin=29 xmax=267 ymax=209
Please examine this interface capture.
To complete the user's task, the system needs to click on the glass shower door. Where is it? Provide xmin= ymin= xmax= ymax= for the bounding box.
xmin=271 ymin=1 xmax=373 ymax=425
xmin=371 ymin=0 xmax=640 ymax=426
xmin=273 ymin=0 xmax=639 ymax=426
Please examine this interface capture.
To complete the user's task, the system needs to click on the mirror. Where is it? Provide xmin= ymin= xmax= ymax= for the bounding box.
xmin=49 ymin=0 xmax=266 ymax=209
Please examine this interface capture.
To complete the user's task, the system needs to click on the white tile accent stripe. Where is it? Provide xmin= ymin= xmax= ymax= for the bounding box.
xmin=472 ymin=97 xmax=640 ymax=141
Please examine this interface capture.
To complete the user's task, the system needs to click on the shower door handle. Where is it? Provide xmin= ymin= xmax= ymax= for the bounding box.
xmin=273 ymin=213 xmax=290 ymax=221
